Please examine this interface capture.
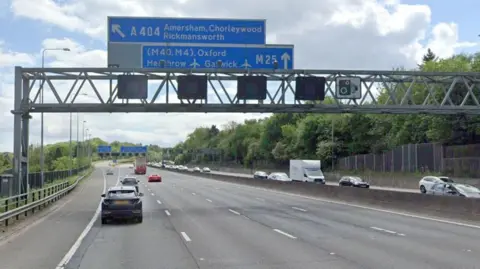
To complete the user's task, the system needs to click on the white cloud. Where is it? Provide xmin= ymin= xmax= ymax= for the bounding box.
xmin=1 ymin=0 xmax=478 ymax=151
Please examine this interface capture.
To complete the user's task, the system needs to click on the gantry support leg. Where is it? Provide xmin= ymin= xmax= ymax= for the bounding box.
xmin=13 ymin=66 xmax=30 ymax=197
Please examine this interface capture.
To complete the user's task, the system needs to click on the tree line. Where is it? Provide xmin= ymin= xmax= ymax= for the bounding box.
xmin=170 ymin=50 xmax=480 ymax=169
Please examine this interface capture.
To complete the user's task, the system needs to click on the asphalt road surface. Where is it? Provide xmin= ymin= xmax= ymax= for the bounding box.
xmin=207 ymin=170 xmax=419 ymax=193
xmin=0 ymin=164 xmax=479 ymax=269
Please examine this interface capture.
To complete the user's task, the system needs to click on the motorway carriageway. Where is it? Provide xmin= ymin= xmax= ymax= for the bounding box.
xmin=0 ymin=163 xmax=479 ymax=269
xmin=207 ymin=170 xmax=420 ymax=193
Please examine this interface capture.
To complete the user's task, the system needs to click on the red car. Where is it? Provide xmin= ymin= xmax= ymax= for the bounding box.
xmin=148 ymin=174 xmax=162 ymax=182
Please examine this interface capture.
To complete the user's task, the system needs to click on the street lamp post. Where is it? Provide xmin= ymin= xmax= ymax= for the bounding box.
xmin=82 ymin=122 xmax=87 ymax=167
xmin=40 ymin=47 xmax=70 ymax=186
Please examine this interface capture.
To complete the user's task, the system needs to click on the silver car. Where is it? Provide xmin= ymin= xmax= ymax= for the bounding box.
xmin=121 ymin=176 xmax=140 ymax=193
xmin=426 ymin=183 xmax=480 ymax=198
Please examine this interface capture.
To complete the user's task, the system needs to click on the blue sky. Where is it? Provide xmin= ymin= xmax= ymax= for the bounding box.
xmin=402 ymin=0 xmax=478 ymax=52
xmin=1 ymin=0 xmax=479 ymax=65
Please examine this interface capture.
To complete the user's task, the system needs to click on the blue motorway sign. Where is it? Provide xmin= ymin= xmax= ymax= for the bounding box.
xmin=142 ymin=45 xmax=294 ymax=70
xmin=108 ymin=17 xmax=266 ymax=45
xmin=97 ymin=145 xmax=112 ymax=153
xmin=120 ymin=146 xmax=148 ymax=153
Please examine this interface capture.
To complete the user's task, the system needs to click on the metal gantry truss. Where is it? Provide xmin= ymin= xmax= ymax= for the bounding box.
xmin=11 ymin=66 xmax=480 ymax=191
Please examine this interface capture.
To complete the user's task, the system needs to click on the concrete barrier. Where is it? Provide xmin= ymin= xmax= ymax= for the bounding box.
xmin=152 ymin=166 xmax=480 ymax=222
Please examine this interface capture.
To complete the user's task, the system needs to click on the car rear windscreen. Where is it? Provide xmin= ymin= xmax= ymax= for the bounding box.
xmin=108 ymin=190 xmax=136 ymax=198
xmin=123 ymin=178 xmax=137 ymax=184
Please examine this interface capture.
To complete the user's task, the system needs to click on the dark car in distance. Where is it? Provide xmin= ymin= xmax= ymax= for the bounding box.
xmin=101 ymin=186 xmax=144 ymax=224
xmin=339 ymin=176 xmax=370 ymax=188
xmin=121 ymin=176 xmax=140 ymax=192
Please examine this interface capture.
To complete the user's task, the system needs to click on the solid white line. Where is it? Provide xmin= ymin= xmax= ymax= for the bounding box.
xmin=292 ymin=207 xmax=307 ymax=212
xmin=156 ymin=200 xmax=162 ymax=204
xmin=228 ymin=209 xmax=240 ymax=215
xmin=206 ymin=199 xmax=212 ymax=203
xmin=165 ymin=210 xmax=171 ymax=216
xmin=55 ymin=168 xmax=107 ymax=269
xmin=273 ymin=229 xmax=297 ymax=239
xmin=181 ymin=232 xmax=191 ymax=242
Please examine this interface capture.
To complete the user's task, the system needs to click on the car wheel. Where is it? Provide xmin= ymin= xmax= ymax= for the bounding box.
xmin=420 ymin=185 xmax=426 ymax=193
xmin=101 ymin=217 xmax=107 ymax=225
xmin=137 ymin=216 xmax=143 ymax=223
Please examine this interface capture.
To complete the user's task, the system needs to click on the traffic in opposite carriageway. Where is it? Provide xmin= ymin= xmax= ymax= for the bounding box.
xmin=147 ymin=162 xmax=480 ymax=222
xmin=148 ymin=161 xmax=418 ymax=193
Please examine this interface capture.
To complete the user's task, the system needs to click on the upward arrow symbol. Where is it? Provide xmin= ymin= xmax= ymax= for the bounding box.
xmin=281 ymin=52 xmax=291 ymax=69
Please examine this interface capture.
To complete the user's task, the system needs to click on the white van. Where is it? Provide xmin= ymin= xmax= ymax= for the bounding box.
xmin=289 ymin=160 xmax=325 ymax=184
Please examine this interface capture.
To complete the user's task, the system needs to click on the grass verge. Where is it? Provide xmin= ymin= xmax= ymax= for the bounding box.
xmin=0 ymin=166 xmax=94 ymax=213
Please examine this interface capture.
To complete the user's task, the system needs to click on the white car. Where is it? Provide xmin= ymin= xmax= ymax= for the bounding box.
xmin=419 ymin=176 xmax=454 ymax=193
xmin=193 ymin=167 xmax=201 ymax=172
xmin=267 ymin=172 xmax=291 ymax=182
xmin=201 ymin=167 xmax=211 ymax=173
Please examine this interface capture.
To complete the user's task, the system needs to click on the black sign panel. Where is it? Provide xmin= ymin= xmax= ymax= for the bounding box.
xmin=295 ymin=76 xmax=326 ymax=101
xmin=117 ymin=75 xmax=148 ymax=99
xmin=177 ymin=75 xmax=208 ymax=99
xmin=237 ymin=76 xmax=267 ymax=100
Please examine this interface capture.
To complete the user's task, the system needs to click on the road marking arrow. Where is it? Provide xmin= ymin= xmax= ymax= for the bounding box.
xmin=112 ymin=24 xmax=125 ymax=38
xmin=281 ymin=52 xmax=291 ymax=69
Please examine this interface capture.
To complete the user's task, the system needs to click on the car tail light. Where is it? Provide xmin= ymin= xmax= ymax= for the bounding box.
xmin=102 ymin=199 xmax=112 ymax=208
xmin=130 ymin=198 xmax=141 ymax=204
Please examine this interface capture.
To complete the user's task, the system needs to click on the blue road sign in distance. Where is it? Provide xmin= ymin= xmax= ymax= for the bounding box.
xmin=120 ymin=146 xmax=147 ymax=153
xmin=109 ymin=17 xmax=266 ymax=45
xmin=142 ymin=45 xmax=294 ymax=70
xmin=97 ymin=145 xmax=112 ymax=153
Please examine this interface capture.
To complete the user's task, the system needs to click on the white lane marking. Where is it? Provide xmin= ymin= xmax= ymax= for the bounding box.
xmin=206 ymin=199 xmax=213 ymax=203
xmin=151 ymin=193 xmax=155 ymax=196
xmin=215 ymin=187 xmax=220 ymax=190
xmin=147 ymin=188 xmax=151 ymax=192
xmin=165 ymin=210 xmax=171 ymax=216
xmin=370 ymin=226 xmax=406 ymax=236
xmin=200 ymin=177 xmax=480 ymax=230
xmin=156 ymin=200 xmax=162 ymax=204
xmin=292 ymin=206 xmax=307 ymax=212
xmin=228 ymin=209 xmax=240 ymax=215
xmin=256 ymin=197 xmax=265 ymax=201
xmin=55 ymin=168 xmax=107 ymax=269
xmin=273 ymin=229 xmax=297 ymax=239
xmin=181 ymin=232 xmax=191 ymax=242
xmin=192 ymin=192 xmax=196 ymax=195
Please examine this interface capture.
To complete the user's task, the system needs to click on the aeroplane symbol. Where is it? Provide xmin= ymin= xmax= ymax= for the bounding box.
xmin=190 ymin=58 xmax=200 ymax=68
xmin=241 ymin=59 xmax=251 ymax=69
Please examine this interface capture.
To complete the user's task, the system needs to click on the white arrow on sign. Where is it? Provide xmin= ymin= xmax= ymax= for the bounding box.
xmin=281 ymin=52 xmax=291 ymax=69
xmin=112 ymin=24 xmax=126 ymax=38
